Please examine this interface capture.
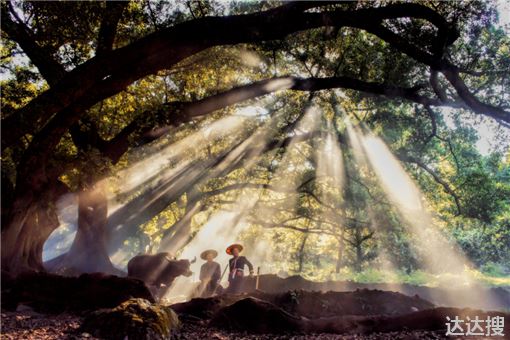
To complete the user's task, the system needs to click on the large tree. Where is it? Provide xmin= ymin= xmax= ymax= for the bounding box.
xmin=1 ymin=1 xmax=508 ymax=274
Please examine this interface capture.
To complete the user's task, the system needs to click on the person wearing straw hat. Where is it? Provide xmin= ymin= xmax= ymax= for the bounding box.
xmin=225 ymin=243 xmax=253 ymax=294
xmin=198 ymin=249 xmax=221 ymax=297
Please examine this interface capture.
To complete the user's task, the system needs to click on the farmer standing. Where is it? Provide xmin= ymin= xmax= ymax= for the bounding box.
xmin=198 ymin=249 xmax=221 ymax=297
xmin=226 ymin=243 xmax=253 ymax=294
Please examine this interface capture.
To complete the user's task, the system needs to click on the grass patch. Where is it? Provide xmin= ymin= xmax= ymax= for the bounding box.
xmin=324 ymin=267 xmax=510 ymax=287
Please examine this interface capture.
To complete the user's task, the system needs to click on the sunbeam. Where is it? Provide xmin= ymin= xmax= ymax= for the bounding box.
xmin=360 ymin=134 xmax=469 ymax=274
xmin=5 ymin=3 xmax=510 ymax=339
xmin=316 ymin=120 xmax=345 ymax=190
xmin=105 ymin=114 xmax=252 ymax=204
xmin=160 ymin=105 xmax=322 ymax=301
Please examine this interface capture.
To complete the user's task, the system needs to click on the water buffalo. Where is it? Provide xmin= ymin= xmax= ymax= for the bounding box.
xmin=127 ymin=252 xmax=196 ymax=289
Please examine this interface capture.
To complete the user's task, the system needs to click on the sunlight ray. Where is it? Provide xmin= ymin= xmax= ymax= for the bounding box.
xmin=360 ymin=134 xmax=472 ymax=275
xmin=105 ymin=114 xmax=252 ymax=205
xmin=161 ymin=105 xmax=322 ymax=301
xmin=315 ymin=120 xmax=345 ymax=191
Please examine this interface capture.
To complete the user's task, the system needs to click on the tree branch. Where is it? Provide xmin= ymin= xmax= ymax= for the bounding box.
xmin=99 ymin=75 xmax=468 ymax=162
xmin=441 ymin=67 xmax=510 ymax=125
xmin=397 ymin=153 xmax=462 ymax=215
xmin=1 ymin=2 xmax=66 ymax=86
xmin=96 ymin=1 xmax=127 ymax=56
xmin=429 ymin=70 xmax=448 ymax=103
xmin=0 ymin=2 xmax=475 ymax=150
xmin=106 ymin=130 xmax=317 ymax=254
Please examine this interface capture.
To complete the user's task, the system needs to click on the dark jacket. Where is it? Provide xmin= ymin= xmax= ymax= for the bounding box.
xmin=228 ymin=256 xmax=253 ymax=280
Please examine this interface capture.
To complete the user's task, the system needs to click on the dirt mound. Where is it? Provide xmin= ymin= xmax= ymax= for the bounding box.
xmin=210 ymin=297 xmax=303 ymax=334
xmin=1 ymin=271 xmax=154 ymax=313
xmin=308 ymin=307 xmax=510 ymax=335
xmin=251 ymin=289 xmax=434 ymax=318
xmin=171 ymin=289 xmax=434 ymax=321
xmin=238 ymin=274 xmax=510 ymax=310
xmin=170 ymin=294 xmax=242 ymax=319
xmin=209 ymin=297 xmax=510 ymax=335
xmin=173 ymin=289 xmax=509 ymax=335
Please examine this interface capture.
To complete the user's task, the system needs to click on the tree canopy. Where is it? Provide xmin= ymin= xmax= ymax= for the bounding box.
xmin=1 ymin=0 xmax=509 ymax=279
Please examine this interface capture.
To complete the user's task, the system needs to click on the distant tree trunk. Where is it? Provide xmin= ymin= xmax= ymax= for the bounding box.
xmin=335 ymin=234 xmax=344 ymax=273
xmin=354 ymin=227 xmax=364 ymax=272
xmin=158 ymin=188 xmax=201 ymax=254
xmin=355 ymin=246 xmax=363 ymax=272
xmin=297 ymin=232 xmax=309 ymax=273
xmin=351 ymin=227 xmax=374 ymax=272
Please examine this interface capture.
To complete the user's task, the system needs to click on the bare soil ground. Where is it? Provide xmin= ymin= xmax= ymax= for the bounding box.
xmin=2 ymin=273 xmax=508 ymax=339
xmin=1 ymin=310 xmax=94 ymax=340
xmin=171 ymin=321 xmax=448 ymax=339
xmin=1 ymin=311 xmax=447 ymax=339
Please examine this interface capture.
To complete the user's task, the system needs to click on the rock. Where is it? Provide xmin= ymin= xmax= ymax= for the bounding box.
xmin=2 ymin=271 xmax=154 ymax=313
xmin=15 ymin=304 xmax=34 ymax=313
xmin=80 ymin=298 xmax=179 ymax=340
xmin=209 ymin=297 xmax=304 ymax=334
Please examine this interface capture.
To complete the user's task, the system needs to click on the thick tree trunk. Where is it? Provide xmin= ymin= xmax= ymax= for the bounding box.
xmin=70 ymin=186 xmax=112 ymax=272
xmin=1 ymin=173 xmax=15 ymax=229
xmin=1 ymin=205 xmax=39 ymax=273
xmin=1 ymin=188 xmax=63 ymax=274
xmin=48 ymin=186 xmax=119 ymax=275
xmin=32 ymin=207 xmax=61 ymax=270
xmin=1 ymin=193 xmax=33 ymax=268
